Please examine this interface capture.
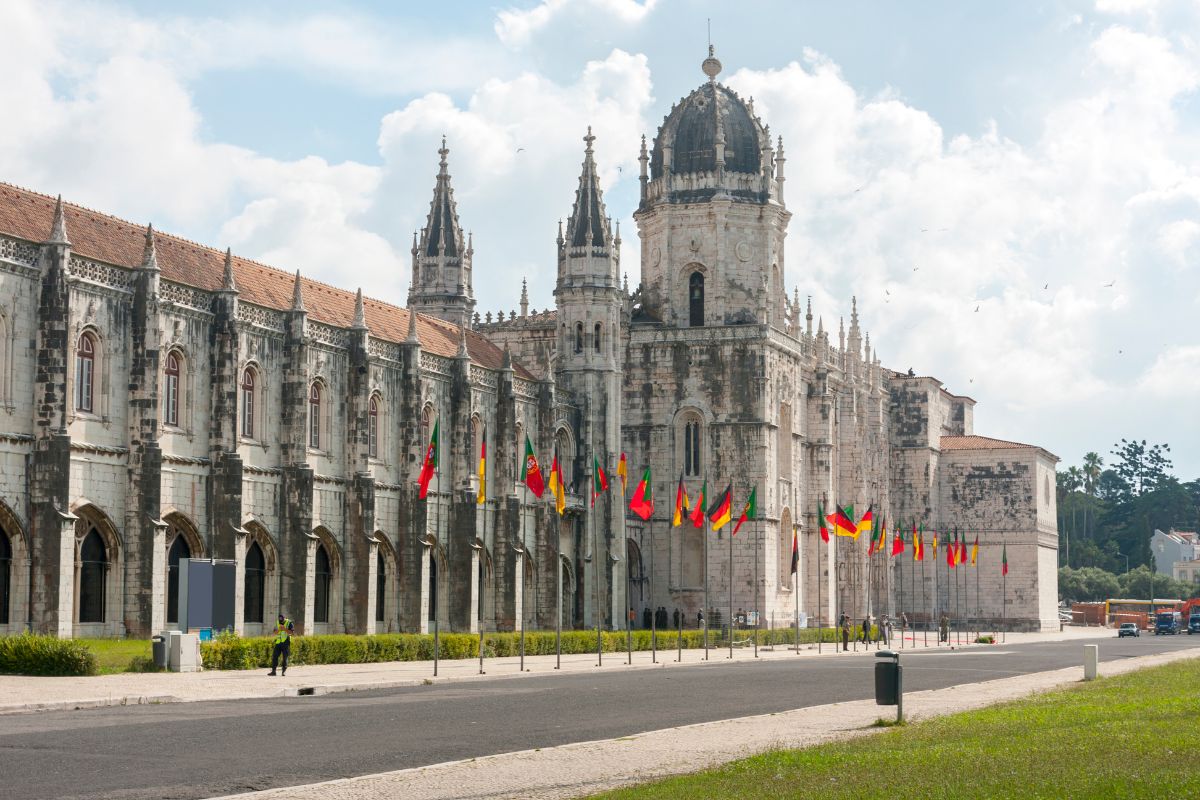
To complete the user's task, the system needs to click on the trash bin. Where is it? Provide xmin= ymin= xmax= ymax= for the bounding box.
xmin=151 ymin=634 xmax=167 ymax=669
xmin=874 ymin=650 xmax=900 ymax=706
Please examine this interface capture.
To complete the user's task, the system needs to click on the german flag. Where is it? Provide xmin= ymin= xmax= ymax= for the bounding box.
xmin=521 ymin=435 xmax=544 ymax=498
xmin=708 ymin=484 xmax=733 ymax=531
xmin=418 ymin=418 xmax=439 ymax=499
xmin=672 ymin=473 xmax=690 ymax=527
xmin=857 ymin=504 xmax=875 ymax=539
xmin=818 ymin=501 xmax=829 ymax=543
xmin=476 ymin=429 xmax=486 ymax=506
xmin=689 ymin=480 xmax=708 ymax=529
xmin=830 ymin=505 xmax=858 ymax=538
xmin=733 ymin=487 xmax=756 ymax=535
xmin=630 ymin=467 xmax=653 ymax=521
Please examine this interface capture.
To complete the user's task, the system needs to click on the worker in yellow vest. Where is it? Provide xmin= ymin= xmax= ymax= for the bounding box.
xmin=268 ymin=614 xmax=295 ymax=676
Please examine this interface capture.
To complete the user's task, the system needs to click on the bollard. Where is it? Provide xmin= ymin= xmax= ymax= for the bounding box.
xmin=1083 ymin=644 xmax=1099 ymax=681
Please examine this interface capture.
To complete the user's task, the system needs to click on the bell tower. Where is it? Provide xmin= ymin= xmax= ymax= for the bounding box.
xmin=408 ymin=138 xmax=476 ymax=329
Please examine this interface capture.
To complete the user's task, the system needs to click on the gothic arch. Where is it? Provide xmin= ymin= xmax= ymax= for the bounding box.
xmin=368 ymin=390 xmax=386 ymax=461
xmin=161 ymin=345 xmax=189 ymax=430
xmin=0 ymin=499 xmax=28 ymax=630
xmin=373 ymin=531 xmax=398 ymax=631
xmin=678 ymin=262 xmax=707 ymax=328
xmin=673 ymin=406 xmax=707 ymax=478
xmin=310 ymin=527 xmax=342 ymax=630
xmin=71 ymin=326 xmax=106 ymax=419
xmin=307 ymin=377 xmax=330 ymax=451
xmin=71 ymin=502 xmax=123 ymax=635
xmin=239 ymin=360 xmax=266 ymax=441
xmin=241 ymin=519 xmax=278 ymax=632
xmin=778 ymin=507 xmax=794 ymax=591
xmin=163 ymin=511 xmax=204 ymax=627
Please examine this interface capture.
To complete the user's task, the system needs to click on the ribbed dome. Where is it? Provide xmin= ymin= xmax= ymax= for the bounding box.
xmin=650 ymin=82 xmax=764 ymax=180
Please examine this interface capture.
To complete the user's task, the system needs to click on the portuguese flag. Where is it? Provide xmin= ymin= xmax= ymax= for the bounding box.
xmin=672 ymin=472 xmax=690 ymax=527
xmin=959 ymin=535 xmax=969 ymax=566
xmin=708 ymin=484 xmax=733 ymax=531
xmin=630 ymin=467 xmax=653 ymax=520
xmin=591 ymin=455 xmax=609 ymax=507
xmin=417 ymin=418 xmax=439 ymax=499
xmin=521 ymin=435 xmax=544 ymax=498
xmin=818 ymin=501 xmax=829 ymax=543
xmin=689 ymin=480 xmax=708 ymax=529
xmin=947 ymin=529 xmax=958 ymax=568
xmin=890 ymin=519 xmax=905 ymax=556
xmin=1002 ymin=542 xmax=1009 ymax=576
xmin=733 ymin=487 xmax=756 ymax=535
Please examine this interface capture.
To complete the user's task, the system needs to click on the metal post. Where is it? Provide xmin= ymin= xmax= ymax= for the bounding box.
xmin=728 ymin=508 xmax=734 ymax=661
xmin=624 ymin=499 xmax=631 ymax=666
xmin=794 ymin=524 xmax=800 ymax=654
xmin=703 ymin=494 xmax=710 ymax=660
xmin=479 ymin=483 xmax=486 ymax=676
xmin=593 ymin=452 xmax=602 ymax=668
xmin=753 ymin=508 xmax=759 ymax=658
xmin=650 ymin=508 xmax=657 ymax=663
xmin=434 ymin=465 xmax=441 ymax=677
xmin=520 ymin=483 xmax=527 ymax=672
xmin=818 ymin=519 xmax=823 ymax=654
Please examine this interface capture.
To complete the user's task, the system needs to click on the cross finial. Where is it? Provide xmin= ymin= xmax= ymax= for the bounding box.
xmin=438 ymin=136 xmax=449 ymax=171
xmin=584 ymin=125 xmax=595 ymax=153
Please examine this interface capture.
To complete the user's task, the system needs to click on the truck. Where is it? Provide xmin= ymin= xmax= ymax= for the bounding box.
xmin=1155 ymin=610 xmax=1182 ymax=635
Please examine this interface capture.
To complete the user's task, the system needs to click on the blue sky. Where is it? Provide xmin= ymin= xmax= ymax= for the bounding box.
xmin=2 ymin=0 xmax=1198 ymax=479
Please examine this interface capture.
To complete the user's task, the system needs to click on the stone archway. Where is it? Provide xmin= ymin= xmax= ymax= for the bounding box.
xmin=0 ymin=499 xmax=29 ymax=632
xmin=71 ymin=503 xmax=124 ymax=637
xmin=163 ymin=512 xmax=204 ymax=628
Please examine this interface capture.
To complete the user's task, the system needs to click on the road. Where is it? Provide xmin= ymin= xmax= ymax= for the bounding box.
xmin=2 ymin=635 xmax=1197 ymax=800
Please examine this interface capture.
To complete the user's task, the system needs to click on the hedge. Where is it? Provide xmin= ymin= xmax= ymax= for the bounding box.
xmin=200 ymin=626 xmax=853 ymax=671
xmin=0 ymin=634 xmax=99 ymax=676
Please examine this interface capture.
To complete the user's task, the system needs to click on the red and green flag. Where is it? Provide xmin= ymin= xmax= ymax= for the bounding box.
xmin=591 ymin=455 xmax=609 ymax=507
xmin=630 ymin=467 xmax=654 ymax=520
xmin=818 ymin=501 xmax=829 ymax=543
xmin=689 ymin=480 xmax=708 ymax=528
xmin=733 ymin=487 xmax=757 ymax=535
xmin=1002 ymin=542 xmax=1009 ymax=576
xmin=709 ymin=484 xmax=733 ymax=531
xmin=891 ymin=519 xmax=905 ymax=557
xmin=417 ymin=418 xmax=439 ymax=499
xmin=521 ymin=435 xmax=544 ymax=498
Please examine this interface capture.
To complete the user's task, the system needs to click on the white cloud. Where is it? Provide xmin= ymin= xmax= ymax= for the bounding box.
xmin=1139 ymin=345 xmax=1200 ymax=395
xmin=1095 ymin=0 xmax=1160 ymax=15
xmin=495 ymin=0 xmax=658 ymax=48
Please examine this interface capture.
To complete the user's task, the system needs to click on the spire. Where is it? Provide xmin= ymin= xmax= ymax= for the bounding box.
xmin=805 ymin=295 xmax=813 ymax=337
xmin=638 ymin=134 xmax=649 ymax=200
xmin=501 ymin=342 xmax=513 ymax=371
xmin=352 ymin=288 xmax=367 ymax=329
xmin=850 ymin=296 xmax=860 ymax=333
xmin=406 ymin=307 xmax=420 ymax=344
xmin=222 ymin=248 xmax=237 ymax=292
xmin=565 ymin=126 xmax=612 ymax=251
xmin=48 ymin=195 xmax=69 ymax=245
xmin=141 ymin=224 xmax=158 ymax=271
xmin=457 ymin=321 xmax=469 ymax=358
xmin=291 ymin=270 xmax=305 ymax=312
xmin=418 ymin=137 xmax=465 ymax=260
xmin=409 ymin=138 xmax=474 ymax=328
xmin=519 ymin=278 xmax=529 ymax=317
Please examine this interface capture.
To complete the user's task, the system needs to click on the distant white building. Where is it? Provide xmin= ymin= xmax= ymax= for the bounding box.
xmin=1151 ymin=529 xmax=1199 ymax=576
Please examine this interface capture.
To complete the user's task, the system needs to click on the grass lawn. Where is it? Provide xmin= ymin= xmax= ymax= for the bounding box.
xmin=593 ymin=658 xmax=1200 ymax=800
xmin=78 ymin=639 xmax=153 ymax=674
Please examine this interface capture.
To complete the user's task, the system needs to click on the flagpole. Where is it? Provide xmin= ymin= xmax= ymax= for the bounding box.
xmin=817 ymin=505 xmax=823 ymax=654
xmin=1002 ymin=538 xmax=1007 ymax=644
xmin=703 ymin=482 xmax=710 ymax=661
xmin=593 ymin=448 xmax=602 ymax=668
xmin=898 ymin=525 xmax=904 ymax=649
xmin=794 ymin=522 xmax=800 ymax=655
xmin=520 ymin=481 xmax=527 ymax=673
xmin=727 ymin=486 xmax=734 ymax=661
xmin=433 ymin=455 xmax=440 ymax=678
xmin=957 ymin=533 xmax=963 ymax=646
xmin=922 ymin=527 xmax=928 ymax=648
xmin=976 ymin=542 xmax=981 ymax=642
xmin=650 ymin=499 xmax=657 ymax=664
xmin=479 ymin=430 xmax=487 ymax=676
xmin=623 ymin=476 xmax=631 ymax=666
xmin=753 ymin=492 xmax=759 ymax=659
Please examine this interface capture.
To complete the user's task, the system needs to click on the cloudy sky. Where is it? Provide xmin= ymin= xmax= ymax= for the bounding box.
xmin=2 ymin=0 xmax=1197 ymax=479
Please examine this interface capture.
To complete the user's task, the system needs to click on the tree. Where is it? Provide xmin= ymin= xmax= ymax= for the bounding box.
xmin=1082 ymin=452 xmax=1104 ymax=496
xmin=1110 ymin=439 xmax=1173 ymax=499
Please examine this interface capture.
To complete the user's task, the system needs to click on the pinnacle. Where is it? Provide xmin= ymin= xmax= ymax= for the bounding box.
xmin=352 ymin=287 xmax=367 ymax=329
xmin=48 ymin=194 xmax=70 ymax=245
xmin=406 ymin=306 xmax=420 ymax=344
xmin=222 ymin=247 xmax=237 ymax=292
xmin=141 ymin=224 xmax=158 ymax=271
xmin=291 ymin=269 xmax=305 ymax=312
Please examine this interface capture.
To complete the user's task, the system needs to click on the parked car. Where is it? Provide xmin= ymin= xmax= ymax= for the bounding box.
xmin=1118 ymin=622 xmax=1140 ymax=638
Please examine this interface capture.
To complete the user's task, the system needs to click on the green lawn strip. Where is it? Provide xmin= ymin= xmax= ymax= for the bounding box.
xmin=592 ymin=658 xmax=1200 ymax=800
xmin=77 ymin=639 xmax=153 ymax=674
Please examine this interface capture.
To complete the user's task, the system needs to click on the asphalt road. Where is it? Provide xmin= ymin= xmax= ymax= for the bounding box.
xmin=2 ymin=635 xmax=1198 ymax=800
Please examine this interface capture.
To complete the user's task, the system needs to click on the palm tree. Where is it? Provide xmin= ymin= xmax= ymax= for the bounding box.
xmin=1082 ymin=452 xmax=1103 ymax=541
xmin=1064 ymin=466 xmax=1084 ymax=567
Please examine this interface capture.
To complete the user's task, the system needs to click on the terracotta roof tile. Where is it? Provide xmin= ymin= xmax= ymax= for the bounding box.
xmin=0 ymin=182 xmax=531 ymax=378
xmin=940 ymin=434 xmax=1037 ymax=451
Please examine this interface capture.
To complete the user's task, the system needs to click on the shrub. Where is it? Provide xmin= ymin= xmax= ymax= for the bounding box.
xmin=0 ymin=634 xmax=99 ymax=676
xmin=975 ymin=635 xmax=995 ymax=644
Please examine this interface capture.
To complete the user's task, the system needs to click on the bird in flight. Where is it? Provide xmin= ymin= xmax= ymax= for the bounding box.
xmin=516 ymin=147 xmax=525 ymax=153
xmin=1103 ymin=280 xmax=1115 ymax=288
xmin=1043 ymin=283 xmax=1049 ymax=290
xmin=974 ymin=305 xmax=980 ymax=312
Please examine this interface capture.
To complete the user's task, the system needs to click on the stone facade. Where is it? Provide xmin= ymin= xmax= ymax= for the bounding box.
xmin=0 ymin=51 xmax=1059 ymax=639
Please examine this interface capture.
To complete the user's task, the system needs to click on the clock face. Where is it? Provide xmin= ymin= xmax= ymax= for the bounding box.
xmin=735 ymin=241 xmax=752 ymax=262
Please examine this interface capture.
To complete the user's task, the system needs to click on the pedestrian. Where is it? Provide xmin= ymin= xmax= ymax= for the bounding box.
xmin=861 ymin=616 xmax=871 ymax=644
xmin=881 ymin=613 xmax=891 ymax=646
xmin=839 ymin=612 xmax=850 ymax=651
xmin=658 ymin=606 xmax=668 ymax=629
xmin=628 ymin=607 xmax=636 ymax=630
xmin=698 ymin=608 xmax=705 ymax=630
xmin=672 ymin=607 xmax=681 ymax=629
xmin=940 ymin=613 xmax=950 ymax=643
xmin=900 ymin=611 xmax=909 ymax=641
xmin=643 ymin=607 xmax=652 ymax=629
xmin=267 ymin=613 xmax=294 ymax=676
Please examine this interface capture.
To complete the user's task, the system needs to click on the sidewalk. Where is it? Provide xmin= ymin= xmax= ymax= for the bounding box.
xmin=0 ymin=626 xmax=1113 ymax=715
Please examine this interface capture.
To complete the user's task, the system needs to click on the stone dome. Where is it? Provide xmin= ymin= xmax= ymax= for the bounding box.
xmin=650 ymin=81 xmax=765 ymax=180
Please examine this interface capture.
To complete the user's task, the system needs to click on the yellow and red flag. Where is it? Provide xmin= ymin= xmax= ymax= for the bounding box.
xmin=689 ymin=480 xmax=708 ymax=528
xmin=617 ymin=452 xmax=628 ymax=496
xmin=913 ymin=522 xmax=924 ymax=562
xmin=476 ymin=429 xmax=486 ymax=505
xmin=708 ymin=484 xmax=733 ymax=531
xmin=970 ymin=534 xmax=979 ymax=566
xmin=672 ymin=473 xmax=690 ymax=527
xmin=547 ymin=448 xmax=565 ymax=515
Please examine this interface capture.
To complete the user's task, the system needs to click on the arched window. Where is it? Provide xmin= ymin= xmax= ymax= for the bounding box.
xmin=244 ymin=541 xmax=265 ymax=624
xmin=594 ymin=322 xmax=602 ymax=353
xmin=375 ymin=550 xmax=386 ymax=623
xmin=79 ymin=527 xmax=107 ymax=623
xmin=574 ymin=322 xmax=583 ymax=354
xmin=308 ymin=382 xmax=322 ymax=449
xmin=684 ymin=418 xmax=702 ymax=477
xmin=164 ymin=352 xmax=181 ymax=427
xmin=166 ymin=534 xmax=191 ymax=624
xmin=368 ymin=395 xmax=380 ymax=459
xmin=75 ymin=333 xmax=96 ymax=413
xmin=689 ymin=272 xmax=705 ymax=327
xmin=0 ymin=528 xmax=10 ymax=624
xmin=241 ymin=368 xmax=256 ymax=438
xmin=314 ymin=543 xmax=332 ymax=624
